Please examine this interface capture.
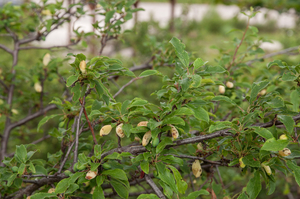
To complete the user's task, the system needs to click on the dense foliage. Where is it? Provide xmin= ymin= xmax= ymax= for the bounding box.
xmin=0 ymin=1 xmax=300 ymax=199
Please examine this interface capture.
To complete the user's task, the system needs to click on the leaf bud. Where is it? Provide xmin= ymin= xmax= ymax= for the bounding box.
xmin=85 ymin=170 xmax=98 ymax=180
xmin=79 ymin=60 xmax=87 ymax=74
xmin=100 ymin=125 xmax=112 ymax=136
xmin=239 ymin=157 xmax=246 ymax=168
xmin=261 ymin=163 xmax=272 ymax=175
xmin=48 ymin=188 xmax=55 ymax=193
xmin=168 ymin=124 xmax=179 ymax=139
xmin=142 ymin=131 xmax=152 ymax=146
xmin=278 ymin=148 xmax=291 ymax=157
xmin=137 ymin=121 xmax=148 ymax=127
xmin=226 ymin=81 xmax=234 ymax=88
xmin=116 ymin=123 xmax=125 ymax=138
xmin=279 ymin=134 xmax=288 ymax=140
xmin=43 ymin=53 xmax=51 ymax=66
xmin=192 ymin=160 xmax=202 ymax=178
xmin=34 ymin=82 xmax=42 ymax=93
xmin=219 ymin=85 xmax=225 ymax=94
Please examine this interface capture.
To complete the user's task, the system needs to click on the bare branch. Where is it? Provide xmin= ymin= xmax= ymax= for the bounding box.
xmin=73 ymin=104 xmax=85 ymax=165
xmin=246 ymin=46 xmax=300 ymax=65
xmin=145 ymin=174 xmax=166 ymax=199
xmin=169 ymin=154 xmax=227 ymax=166
xmin=0 ymin=44 xmax=13 ymax=54
xmin=0 ymin=78 xmax=9 ymax=91
xmin=113 ymin=77 xmax=143 ymax=98
xmin=18 ymin=40 xmax=80 ymax=50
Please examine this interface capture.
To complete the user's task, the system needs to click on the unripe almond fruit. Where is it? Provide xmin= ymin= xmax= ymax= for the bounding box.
xmin=85 ymin=170 xmax=98 ymax=180
xmin=100 ymin=125 xmax=112 ymax=136
xmin=26 ymin=196 xmax=31 ymax=199
xmin=192 ymin=160 xmax=202 ymax=178
xmin=116 ymin=123 xmax=125 ymax=138
xmin=239 ymin=157 xmax=245 ymax=168
xmin=43 ymin=53 xmax=51 ymax=66
xmin=48 ymin=188 xmax=55 ymax=193
xmin=279 ymin=134 xmax=288 ymax=140
xmin=219 ymin=85 xmax=225 ymax=94
xmin=135 ymin=137 xmax=141 ymax=142
xmin=278 ymin=148 xmax=291 ymax=157
xmin=259 ymin=89 xmax=267 ymax=95
xmin=261 ymin=163 xmax=272 ymax=175
xmin=168 ymin=124 xmax=179 ymax=139
xmin=197 ymin=143 xmax=203 ymax=150
xmin=41 ymin=9 xmax=52 ymax=15
xmin=137 ymin=121 xmax=148 ymax=127
xmin=11 ymin=109 xmax=19 ymax=115
xmin=34 ymin=82 xmax=42 ymax=93
xmin=142 ymin=131 xmax=152 ymax=146
xmin=226 ymin=81 xmax=234 ymax=88
xmin=79 ymin=60 xmax=87 ymax=74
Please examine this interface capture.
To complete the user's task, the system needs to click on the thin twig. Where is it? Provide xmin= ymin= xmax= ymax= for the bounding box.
xmin=227 ymin=18 xmax=250 ymax=71
xmin=189 ymin=172 xmax=195 ymax=192
xmin=0 ymin=79 xmax=9 ymax=91
xmin=113 ymin=77 xmax=142 ymax=98
xmin=73 ymin=105 xmax=85 ymax=165
xmin=215 ymin=166 xmax=224 ymax=188
xmin=145 ymin=174 xmax=166 ymax=199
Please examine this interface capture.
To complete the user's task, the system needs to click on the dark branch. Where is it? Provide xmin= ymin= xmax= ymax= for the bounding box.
xmin=145 ymin=174 xmax=166 ymax=199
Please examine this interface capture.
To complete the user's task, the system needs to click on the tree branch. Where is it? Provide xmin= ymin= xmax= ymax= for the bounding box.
xmin=73 ymin=104 xmax=85 ymax=165
xmin=113 ymin=77 xmax=143 ymax=98
xmin=0 ymin=44 xmax=13 ymax=54
xmin=145 ymin=174 xmax=166 ymax=199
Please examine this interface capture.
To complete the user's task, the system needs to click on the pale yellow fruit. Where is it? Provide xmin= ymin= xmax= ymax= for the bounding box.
xmin=11 ymin=109 xmax=18 ymax=115
xmin=26 ymin=196 xmax=31 ymax=199
xmin=85 ymin=170 xmax=98 ymax=180
xmin=34 ymin=82 xmax=42 ymax=93
xmin=261 ymin=163 xmax=272 ymax=175
xmin=168 ymin=124 xmax=179 ymax=139
xmin=278 ymin=148 xmax=291 ymax=157
xmin=0 ymin=99 xmax=4 ymax=105
xmin=137 ymin=121 xmax=148 ymax=127
xmin=100 ymin=125 xmax=112 ymax=136
xmin=90 ymin=186 xmax=96 ymax=194
xmin=197 ymin=143 xmax=203 ymax=150
xmin=279 ymin=134 xmax=288 ymax=140
xmin=43 ymin=53 xmax=51 ymax=66
xmin=219 ymin=85 xmax=225 ymax=94
xmin=226 ymin=81 xmax=234 ymax=88
xmin=79 ymin=60 xmax=87 ymax=74
xmin=48 ymin=188 xmax=55 ymax=193
xmin=142 ymin=131 xmax=151 ymax=146
xmin=134 ymin=137 xmax=141 ymax=142
xmin=41 ymin=10 xmax=51 ymax=15
xmin=116 ymin=123 xmax=125 ymax=138
xmin=192 ymin=160 xmax=202 ymax=178
xmin=259 ymin=89 xmax=267 ymax=95
xmin=239 ymin=157 xmax=245 ymax=168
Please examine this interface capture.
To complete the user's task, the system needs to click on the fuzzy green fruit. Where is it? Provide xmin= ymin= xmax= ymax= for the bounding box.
xmin=12 ymin=166 xmax=18 ymax=173
xmin=152 ymin=137 xmax=160 ymax=147
xmin=64 ymin=170 xmax=71 ymax=176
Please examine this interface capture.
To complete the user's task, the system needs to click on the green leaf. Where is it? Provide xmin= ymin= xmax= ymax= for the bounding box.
xmin=94 ymin=80 xmax=104 ymax=98
xmin=130 ymin=99 xmax=148 ymax=107
xmin=204 ymin=65 xmax=226 ymax=74
xmin=18 ymin=163 xmax=26 ymax=175
xmin=282 ymin=72 xmax=297 ymax=81
xmin=212 ymin=96 xmax=237 ymax=105
xmin=291 ymin=90 xmax=300 ymax=112
xmin=237 ymin=192 xmax=249 ymax=199
xmin=267 ymin=60 xmax=285 ymax=69
xmin=156 ymin=137 xmax=173 ymax=154
xmin=191 ymin=74 xmax=202 ymax=88
xmin=105 ymin=10 xmax=115 ymax=23
xmin=71 ymin=82 xmax=81 ymax=102
xmin=121 ymin=100 xmax=130 ymax=115
xmin=261 ymin=138 xmax=289 ymax=151
xmin=168 ymin=165 xmax=188 ymax=194
xmin=249 ymin=80 xmax=269 ymax=104
xmin=92 ymin=100 xmax=102 ymax=111
xmin=137 ymin=194 xmax=160 ymax=199
xmin=140 ymin=161 xmax=149 ymax=174
xmin=15 ymin=145 xmax=27 ymax=163
xmin=209 ymin=121 xmax=232 ymax=133
xmin=252 ymin=127 xmax=274 ymax=139
xmin=7 ymin=173 xmax=17 ymax=187
xmin=65 ymin=183 xmax=79 ymax=194
xmin=102 ymin=169 xmax=128 ymax=181
xmin=139 ymin=70 xmax=160 ymax=77
xmin=156 ymin=162 xmax=177 ymax=193
xmin=30 ymin=193 xmax=57 ymax=199
xmin=185 ymin=190 xmax=209 ymax=199
xmin=266 ymin=96 xmax=284 ymax=108
xmin=93 ymin=186 xmax=105 ymax=199
xmin=242 ymin=155 xmax=260 ymax=167
xmin=110 ymin=179 xmax=129 ymax=199
xmin=29 ymin=161 xmax=36 ymax=173
xmin=169 ymin=37 xmax=189 ymax=67
xmin=163 ymin=116 xmax=185 ymax=126
xmin=246 ymin=170 xmax=261 ymax=199
xmin=286 ymin=160 xmax=300 ymax=187
xmin=55 ymin=178 xmax=70 ymax=194
xmin=37 ymin=114 xmax=60 ymax=132
xmin=191 ymin=107 xmax=209 ymax=123
xmin=278 ymin=115 xmax=295 ymax=135
xmin=66 ymin=75 xmax=79 ymax=87
xmin=193 ymin=58 xmax=207 ymax=71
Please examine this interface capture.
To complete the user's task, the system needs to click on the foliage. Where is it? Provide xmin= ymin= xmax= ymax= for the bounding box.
xmin=0 ymin=1 xmax=300 ymax=199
